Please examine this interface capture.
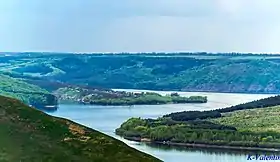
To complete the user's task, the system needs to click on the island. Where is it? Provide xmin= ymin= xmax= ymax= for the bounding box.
xmin=0 ymin=95 xmax=161 ymax=162
xmin=116 ymin=95 xmax=280 ymax=152
xmin=54 ymin=86 xmax=207 ymax=105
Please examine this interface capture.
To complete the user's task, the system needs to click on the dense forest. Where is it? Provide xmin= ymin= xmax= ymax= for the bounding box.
xmin=0 ymin=95 xmax=161 ymax=162
xmin=217 ymin=95 xmax=280 ymax=113
xmin=163 ymin=111 xmax=221 ymax=121
xmin=3 ymin=53 xmax=280 ymax=93
xmin=116 ymin=95 xmax=280 ymax=150
xmin=54 ymin=87 xmax=207 ymax=105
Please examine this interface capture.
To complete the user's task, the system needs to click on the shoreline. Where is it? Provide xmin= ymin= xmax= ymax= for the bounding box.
xmin=57 ymin=100 xmax=207 ymax=106
xmin=82 ymin=101 xmax=207 ymax=106
xmin=113 ymin=88 xmax=280 ymax=95
xmin=54 ymin=88 xmax=207 ymax=106
xmin=123 ymin=137 xmax=280 ymax=152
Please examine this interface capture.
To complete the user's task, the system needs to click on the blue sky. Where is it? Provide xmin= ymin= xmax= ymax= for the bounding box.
xmin=0 ymin=0 xmax=279 ymax=53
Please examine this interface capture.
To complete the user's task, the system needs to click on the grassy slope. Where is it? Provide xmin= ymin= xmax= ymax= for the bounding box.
xmin=0 ymin=74 xmax=48 ymax=93
xmin=0 ymin=74 xmax=58 ymax=107
xmin=210 ymin=106 xmax=280 ymax=133
xmin=0 ymin=96 xmax=161 ymax=162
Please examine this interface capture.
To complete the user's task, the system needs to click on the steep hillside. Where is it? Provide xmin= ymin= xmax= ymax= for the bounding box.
xmin=174 ymin=60 xmax=280 ymax=93
xmin=0 ymin=95 xmax=161 ymax=162
xmin=0 ymin=74 xmax=57 ymax=107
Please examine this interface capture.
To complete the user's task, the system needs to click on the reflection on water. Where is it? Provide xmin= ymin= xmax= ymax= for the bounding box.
xmin=147 ymin=143 xmax=277 ymax=156
xmin=33 ymin=105 xmax=58 ymax=113
xmin=46 ymin=90 xmax=276 ymax=162
xmin=128 ymin=141 xmax=280 ymax=162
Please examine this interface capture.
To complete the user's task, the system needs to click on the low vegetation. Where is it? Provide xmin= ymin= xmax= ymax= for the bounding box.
xmin=211 ymin=106 xmax=280 ymax=133
xmin=0 ymin=95 xmax=161 ymax=162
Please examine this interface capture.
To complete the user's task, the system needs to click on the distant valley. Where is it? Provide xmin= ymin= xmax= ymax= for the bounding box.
xmin=2 ymin=52 xmax=280 ymax=94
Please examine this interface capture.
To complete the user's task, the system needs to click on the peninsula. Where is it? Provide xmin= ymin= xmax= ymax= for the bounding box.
xmin=54 ymin=87 xmax=207 ymax=105
xmin=116 ymin=95 xmax=280 ymax=151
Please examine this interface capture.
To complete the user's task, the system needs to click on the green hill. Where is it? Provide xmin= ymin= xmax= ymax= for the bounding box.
xmin=116 ymin=96 xmax=280 ymax=151
xmin=171 ymin=60 xmax=280 ymax=93
xmin=210 ymin=106 xmax=280 ymax=134
xmin=0 ymin=74 xmax=57 ymax=107
xmin=0 ymin=95 xmax=161 ymax=162
xmin=3 ymin=53 xmax=280 ymax=93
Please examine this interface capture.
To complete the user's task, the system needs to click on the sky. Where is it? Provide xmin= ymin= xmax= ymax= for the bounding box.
xmin=0 ymin=0 xmax=280 ymax=53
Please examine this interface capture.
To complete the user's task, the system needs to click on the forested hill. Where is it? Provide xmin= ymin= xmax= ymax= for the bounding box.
xmin=162 ymin=95 xmax=280 ymax=122
xmin=0 ymin=95 xmax=161 ymax=162
xmin=116 ymin=95 xmax=280 ymax=151
xmin=0 ymin=74 xmax=57 ymax=108
xmin=3 ymin=53 xmax=280 ymax=93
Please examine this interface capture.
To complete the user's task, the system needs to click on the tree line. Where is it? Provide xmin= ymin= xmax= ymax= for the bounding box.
xmin=116 ymin=116 xmax=280 ymax=149
xmin=162 ymin=95 xmax=280 ymax=122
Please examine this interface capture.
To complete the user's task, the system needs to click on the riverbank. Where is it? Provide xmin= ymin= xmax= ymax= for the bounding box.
xmin=116 ymin=96 xmax=280 ymax=154
xmin=124 ymin=137 xmax=280 ymax=152
xmin=113 ymin=86 xmax=280 ymax=95
xmin=31 ymin=104 xmax=58 ymax=112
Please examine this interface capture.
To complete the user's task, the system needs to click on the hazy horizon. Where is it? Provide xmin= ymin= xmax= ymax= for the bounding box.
xmin=1 ymin=0 xmax=280 ymax=53
xmin=2 ymin=51 xmax=280 ymax=55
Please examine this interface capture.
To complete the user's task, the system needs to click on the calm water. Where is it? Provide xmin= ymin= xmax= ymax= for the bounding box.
xmin=47 ymin=90 xmax=276 ymax=162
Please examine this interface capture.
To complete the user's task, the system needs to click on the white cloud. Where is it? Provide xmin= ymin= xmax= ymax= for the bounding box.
xmin=216 ymin=0 xmax=280 ymax=21
xmin=0 ymin=0 xmax=280 ymax=53
xmin=94 ymin=15 xmax=278 ymax=53
xmin=216 ymin=0 xmax=245 ymax=18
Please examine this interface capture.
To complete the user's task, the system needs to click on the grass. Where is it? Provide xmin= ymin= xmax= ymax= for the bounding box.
xmin=0 ymin=74 xmax=56 ymax=105
xmin=0 ymin=74 xmax=48 ymax=93
xmin=210 ymin=106 xmax=280 ymax=133
xmin=0 ymin=95 xmax=161 ymax=162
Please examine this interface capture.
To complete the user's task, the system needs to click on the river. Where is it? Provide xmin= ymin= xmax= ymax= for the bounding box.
xmin=46 ymin=90 xmax=276 ymax=162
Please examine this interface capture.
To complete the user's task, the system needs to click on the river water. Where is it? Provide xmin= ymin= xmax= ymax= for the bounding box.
xmin=47 ymin=90 xmax=276 ymax=162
